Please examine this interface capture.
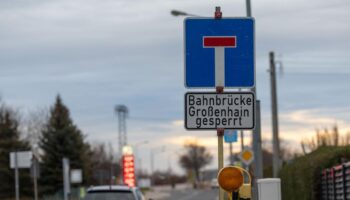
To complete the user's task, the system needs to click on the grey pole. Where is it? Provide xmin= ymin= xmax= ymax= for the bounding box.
xmin=133 ymin=141 xmax=148 ymax=185
xmin=240 ymin=131 xmax=244 ymax=152
xmin=139 ymin=158 xmax=143 ymax=175
xmin=239 ymin=0 xmax=248 ymax=162
xmin=63 ymin=158 xmax=70 ymax=200
xmin=33 ymin=158 xmax=38 ymax=200
xmin=252 ymin=101 xmax=263 ymax=200
xmin=150 ymin=150 xmax=154 ymax=186
xmin=269 ymin=51 xmax=280 ymax=177
xmin=246 ymin=1 xmax=264 ymax=199
xmin=150 ymin=147 xmax=166 ymax=187
xmin=15 ymin=152 xmax=19 ymax=200
xmin=110 ymin=160 xmax=113 ymax=186
xmin=240 ymin=128 xmax=245 ymax=170
xmin=229 ymin=142 xmax=234 ymax=165
xmin=246 ymin=0 xmax=252 ymax=17
xmin=134 ymin=146 xmax=139 ymax=184
xmin=253 ymin=100 xmax=263 ymax=178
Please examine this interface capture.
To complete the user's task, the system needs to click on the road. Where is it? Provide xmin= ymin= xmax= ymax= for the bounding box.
xmin=167 ymin=188 xmax=218 ymax=200
xmin=145 ymin=184 xmax=219 ymax=200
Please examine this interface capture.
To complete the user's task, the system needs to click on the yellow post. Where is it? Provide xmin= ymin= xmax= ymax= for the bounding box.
xmin=218 ymin=129 xmax=225 ymax=200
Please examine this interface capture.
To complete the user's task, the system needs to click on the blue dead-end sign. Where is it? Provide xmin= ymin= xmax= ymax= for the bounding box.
xmin=184 ymin=18 xmax=255 ymax=88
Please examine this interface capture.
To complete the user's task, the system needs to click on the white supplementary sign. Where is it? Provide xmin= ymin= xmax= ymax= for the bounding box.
xmin=185 ymin=92 xmax=255 ymax=129
xmin=10 ymin=151 xmax=33 ymax=169
xmin=70 ymin=169 xmax=83 ymax=184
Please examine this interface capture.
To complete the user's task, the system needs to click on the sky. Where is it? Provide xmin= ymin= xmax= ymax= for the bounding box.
xmin=0 ymin=0 xmax=350 ymax=174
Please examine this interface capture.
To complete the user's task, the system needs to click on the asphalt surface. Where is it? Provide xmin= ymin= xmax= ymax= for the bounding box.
xmin=167 ymin=188 xmax=218 ymax=200
xmin=145 ymin=184 xmax=219 ymax=200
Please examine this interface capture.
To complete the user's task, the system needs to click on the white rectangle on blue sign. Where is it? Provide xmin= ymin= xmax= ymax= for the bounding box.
xmin=184 ymin=18 xmax=255 ymax=88
xmin=224 ymin=130 xmax=238 ymax=143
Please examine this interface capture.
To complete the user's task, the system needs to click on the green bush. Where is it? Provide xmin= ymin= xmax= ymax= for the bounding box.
xmin=280 ymin=146 xmax=350 ymax=200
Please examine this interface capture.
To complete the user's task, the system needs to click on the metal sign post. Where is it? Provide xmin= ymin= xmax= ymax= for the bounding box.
xmin=213 ymin=7 xmax=224 ymax=200
xmin=183 ymin=6 xmax=256 ymax=200
xmin=224 ymin=130 xmax=238 ymax=165
xmin=15 ymin=152 xmax=19 ymax=200
xmin=63 ymin=158 xmax=70 ymax=200
xmin=229 ymin=142 xmax=234 ymax=165
xmin=31 ymin=148 xmax=40 ymax=200
xmin=10 ymin=151 xmax=33 ymax=200
xmin=217 ymin=128 xmax=225 ymax=200
xmin=32 ymin=157 xmax=39 ymax=200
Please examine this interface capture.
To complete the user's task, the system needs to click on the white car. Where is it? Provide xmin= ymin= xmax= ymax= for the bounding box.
xmin=84 ymin=185 xmax=145 ymax=200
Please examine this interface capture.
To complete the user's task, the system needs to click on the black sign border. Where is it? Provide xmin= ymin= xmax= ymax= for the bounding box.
xmin=184 ymin=92 xmax=255 ymax=130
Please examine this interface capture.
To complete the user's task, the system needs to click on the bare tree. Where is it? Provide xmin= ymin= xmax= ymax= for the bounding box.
xmin=178 ymin=142 xmax=212 ymax=185
xmin=301 ymin=124 xmax=349 ymax=153
xmin=23 ymin=108 xmax=48 ymax=149
xmin=341 ymin=131 xmax=350 ymax=146
xmin=261 ymin=138 xmax=299 ymax=165
xmin=90 ymin=142 xmax=120 ymax=185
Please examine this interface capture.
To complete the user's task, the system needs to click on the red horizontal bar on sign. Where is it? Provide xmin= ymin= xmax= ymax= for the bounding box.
xmin=203 ymin=36 xmax=236 ymax=47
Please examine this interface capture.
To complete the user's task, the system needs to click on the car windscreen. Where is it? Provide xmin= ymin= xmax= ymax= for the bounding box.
xmin=84 ymin=190 xmax=135 ymax=200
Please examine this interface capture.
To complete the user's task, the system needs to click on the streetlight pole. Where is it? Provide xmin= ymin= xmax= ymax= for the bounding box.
xmin=244 ymin=2 xmax=264 ymax=199
xmin=170 ymin=10 xmax=200 ymax=17
xmin=132 ymin=141 xmax=149 ymax=183
xmin=150 ymin=146 xmax=166 ymax=186
xmin=240 ymin=0 xmax=253 ymax=157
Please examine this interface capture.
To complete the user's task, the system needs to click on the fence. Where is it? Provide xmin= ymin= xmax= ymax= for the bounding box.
xmin=321 ymin=162 xmax=350 ymax=200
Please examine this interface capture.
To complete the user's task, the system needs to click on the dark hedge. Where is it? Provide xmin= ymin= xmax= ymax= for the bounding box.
xmin=280 ymin=146 xmax=350 ymax=200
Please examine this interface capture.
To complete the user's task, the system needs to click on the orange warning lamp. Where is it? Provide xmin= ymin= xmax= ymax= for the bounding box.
xmin=217 ymin=166 xmax=244 ymax=192
xmin=218 ymin=166 xmax=252 ymax=199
